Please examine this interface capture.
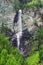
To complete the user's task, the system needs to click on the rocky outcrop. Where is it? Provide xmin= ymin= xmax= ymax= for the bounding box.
xmin=0 ymin=0 xmax=43 ymax=56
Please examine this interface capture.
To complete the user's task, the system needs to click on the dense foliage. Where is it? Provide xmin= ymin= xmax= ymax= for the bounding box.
xmin=25 ymin=0 xmax=43 ymax=8
xmin=26 ymin=52 xmax=39 ymax=65
xmin=38 ymin=28 xmax=43 ymax=63
xmin=0 ymin=34 xmax=24 ymax=65
xmin=0 ymin=27 xmax=43 ymax=65
xmin=13 ymin=0 xmax=43 ymax=11
xmin=0 ymin=0 xmax=43 ymax=65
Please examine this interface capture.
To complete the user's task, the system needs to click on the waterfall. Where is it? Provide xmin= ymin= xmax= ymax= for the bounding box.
xmin=16 ymin=10 xmax=22 ymax=49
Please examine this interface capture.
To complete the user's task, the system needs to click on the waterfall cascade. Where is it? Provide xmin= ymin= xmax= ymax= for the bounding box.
xmin=12 ymin=9 xmax=33 ymax=56
xmin=16 ymin=10 xmax=22 ymax=49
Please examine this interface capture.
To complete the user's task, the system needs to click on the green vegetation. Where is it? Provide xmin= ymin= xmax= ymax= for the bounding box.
xmin=0 ymin=0 xmax=43 ymax=65
xmin=0 ymin=34 xmax=10 ymax=52
xmin=13 ymin=0 xmax=20 ymax=11
xmin=13 ymin=0 xmax=43 ymax=11
xmin=0 ymin=27 xmax=43 ymax=65
xmin=38 ymin=28 xmax=43 ymax=63
xmin=26 ymin=0 xmax=43 ymax=7
xmin=0 ymin=49 xmax=24 ymax=65
xmin=26 ymin=52 xmax=39 ymax=65
xmin=0 ymin=34 xmax=24 ymax=65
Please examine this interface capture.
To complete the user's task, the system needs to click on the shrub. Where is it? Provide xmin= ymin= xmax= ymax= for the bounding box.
xmin=0 ymin=49 xmax=8 ymax=65
xmin=26 ymin=51 xmax=40 ymax=65
xmin=0 ymin=34 xmax=10 ymax=52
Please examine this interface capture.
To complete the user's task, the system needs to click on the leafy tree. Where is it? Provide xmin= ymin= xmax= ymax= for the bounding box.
xmin=9 ymin=47 xmax=24 ymax=65
xmin=6 ymin=53 xmax=24 ymax=65
xmin=0 ymin=49 xmax=8 ymax=65
xmin=6 ymin=54 xmax=17 ymax=65
xmin=26 ymin=52 xmax=40 ymax=65
xmin=25 ymin=0 xmax=43 ymax=8
xmin=13 ymin=0 xmax=32 ymax=10
xmin=0 ymin=34 xmax=24 ymax=65
xmin=0 ymin=34 xmax=11 ymax=52
xmin=38 ymin=28 xmax=43 ymax=62
xmin=0 ymin=46 xmax=24 ymax=65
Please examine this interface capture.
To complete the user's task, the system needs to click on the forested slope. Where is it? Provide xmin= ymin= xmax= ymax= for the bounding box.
xmin=0 ymin=0 xmax=43 ymax=65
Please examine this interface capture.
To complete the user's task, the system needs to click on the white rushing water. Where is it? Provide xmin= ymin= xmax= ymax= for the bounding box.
xmin=16 ymin=10 xmax=22 ymax=49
